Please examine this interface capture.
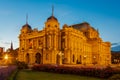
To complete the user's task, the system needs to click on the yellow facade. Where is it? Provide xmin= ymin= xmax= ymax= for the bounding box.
xmin=18 ymin=14 xmax=111 ymax=66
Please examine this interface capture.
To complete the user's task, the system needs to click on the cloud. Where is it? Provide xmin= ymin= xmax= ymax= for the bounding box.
xmin=1 ymin=41 xmax=11 ymax=45
xmin=111 ymin=42 xmax=120 ymax=46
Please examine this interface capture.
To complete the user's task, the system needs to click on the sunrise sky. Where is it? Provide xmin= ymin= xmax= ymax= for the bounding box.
xmin=0 ymin=0 xmax=120 ymax=50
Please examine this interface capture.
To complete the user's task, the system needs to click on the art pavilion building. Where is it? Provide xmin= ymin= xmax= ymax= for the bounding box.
xmin=18 ymin=9 xmax=111 ymax=66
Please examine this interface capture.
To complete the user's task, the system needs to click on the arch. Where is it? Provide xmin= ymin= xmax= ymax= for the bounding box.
xmin=77 ymin=55 xmax=82 ymax=64
xmin=35 ymin=53 xmax=41 ymax=64
xmin=26 ymin=53 xmax=30 ymax=64
xmin=56 ymin=54 xmax=60 ymax=64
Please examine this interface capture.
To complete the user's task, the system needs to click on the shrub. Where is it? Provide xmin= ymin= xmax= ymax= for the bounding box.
xmin=32 ymin=64 xmax=120 ymax=79
xmin=15 ymin=61 xmax=28 ymax=69
xmin=108 ymin=74 xmax=120 ymax=80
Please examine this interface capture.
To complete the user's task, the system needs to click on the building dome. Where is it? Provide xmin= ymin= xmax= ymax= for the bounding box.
xmin=22 ymin=23 xmax=32 ymax=30
xmin=47 ymin=16 xmax=58 ymax=21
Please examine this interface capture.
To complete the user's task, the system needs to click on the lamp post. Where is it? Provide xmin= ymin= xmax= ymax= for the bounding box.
xmin=93 ymin=56 xmax=96 ymax=65
xmin=4 ymin=54 xmax=8 ymax=60
xmin=83 ymin=55 xmax=87 ymax=66
xmin=4 ymin=54 xmax=9 ymax=65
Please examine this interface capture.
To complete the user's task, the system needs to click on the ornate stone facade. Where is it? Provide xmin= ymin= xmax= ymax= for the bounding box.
xmin=18 ymin=13 xmax=111 ymax=66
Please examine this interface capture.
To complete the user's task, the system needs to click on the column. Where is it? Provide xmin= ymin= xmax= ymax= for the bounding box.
xmin=54 ymin=33 xmax=56 ymax=49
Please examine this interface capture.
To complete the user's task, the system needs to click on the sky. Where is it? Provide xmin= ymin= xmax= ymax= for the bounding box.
xmin=0 ymin=0 xmax=120 ymax=50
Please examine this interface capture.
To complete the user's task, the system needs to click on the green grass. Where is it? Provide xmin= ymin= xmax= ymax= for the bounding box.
xmin=7 ymin=69 xmax=18 ymax=80
xmin=16 ymin=69 xmax=103 ymax=80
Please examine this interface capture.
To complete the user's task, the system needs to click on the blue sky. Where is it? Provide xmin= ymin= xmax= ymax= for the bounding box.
xmin=0 ymin=0 xmax=120 ymax=50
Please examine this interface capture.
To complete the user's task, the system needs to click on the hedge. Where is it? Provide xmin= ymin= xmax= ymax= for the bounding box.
xmin=32 ymin=64 xmax=120 ymax=79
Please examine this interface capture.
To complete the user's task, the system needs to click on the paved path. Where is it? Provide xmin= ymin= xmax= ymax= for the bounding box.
xmin=0 ymin=66 xmax=16 ymax=80
xmin=0 ymin=66 xmax=8 ymax=69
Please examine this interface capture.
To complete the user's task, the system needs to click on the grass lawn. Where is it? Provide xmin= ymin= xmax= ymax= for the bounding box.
xmin=16 ymin=69 xmax=103 ymax=80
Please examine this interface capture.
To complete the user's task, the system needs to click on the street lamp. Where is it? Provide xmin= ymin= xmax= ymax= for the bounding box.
xmin=93 ymin=56 xmax=96 ymax=59
xmin=58 ymin=51 xmax=64 ymax=56
xmin=93 ymin=56 xmax=96 ymax=65
xmin=4 ymin=54 xmax=9 ymax=65
xmin=83 ymin=55 xmax=87 ymax=66
xmin=4 ymin=54 xmax=8 ymax=60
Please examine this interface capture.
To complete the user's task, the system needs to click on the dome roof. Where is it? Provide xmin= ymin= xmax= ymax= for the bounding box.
xmin=22 ymin=23 xmax=32 ymax=29
xmin=47 ymin=16 xmax=58 ymax=21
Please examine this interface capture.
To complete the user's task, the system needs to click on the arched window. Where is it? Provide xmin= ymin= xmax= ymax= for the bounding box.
xmin=56 ymin=54 xmax=60 ymax=64
xmin=35 ymin=53 xmax=41 ymax=64
xmin=26 ymin=53 xmax=30 ymax=64
xmin=55 ymin=25 xmax=57 ymax=27
xmin=29 ymin=39 xmax=32 ymax=49
xmin=62 ymin=38 xmax=65 ymax=49
xmin=48 ymin=25 xmax=50 ymax=27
